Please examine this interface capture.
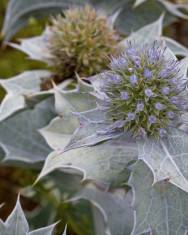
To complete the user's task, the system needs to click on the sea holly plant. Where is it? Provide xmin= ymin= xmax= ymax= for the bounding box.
xmin=38 ymin=39 xmax=188 ymax=234
xmin=0 ymin=196 xmax=67 ymax=235
xmin=1 ymin=2 xmax=188 ymax=235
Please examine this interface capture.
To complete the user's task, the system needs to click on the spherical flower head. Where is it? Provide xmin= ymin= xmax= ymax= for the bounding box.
xmin=97 ymin=41 xmax=187 ymax=138
xmin=47 ymin=5 xmax=118 ymax=79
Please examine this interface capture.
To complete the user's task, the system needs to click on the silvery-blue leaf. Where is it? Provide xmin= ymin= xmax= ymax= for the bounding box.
xmin=0 ymin=197 xmax=64 ymax=235
xmin=91 ymin=0 xmax=128 ymax=15
xmin=4 ymin=197 xmax=29 ymax=235
xmin=134 ymin=0 xmax=147 ymax=7
xmin=10 ymin=28 xmax=53 ymax=64
xmin=129 ymin=160 xmax=188 ymax=235
xmin=178 ymin=57 xmax=188 ymax=78
xmin=39 ymin=115 xmax=79 ymax=151
xmin=118 ymin=15 xmax=188 ymax=59
xmin=38 ymin=135 xmax=137 ymax=187
xmin=28 ymin=223 xmax=57 ymax=235
xmin=0 ymin=70 xmax=52 ymax=121
xmin=71 ymin=184 xmax=134 ymax=235
xmin=64 ymin=114 xmax=122 ymax=151
xmin=91 ymin=206 xmax=107 ymax=235
xmin=119 ymin=15 xmax=163 ymax=47
xmin=73 ymin=108 xmax=106 ymax=124
xmin=0 ymin=98 xmax=55 ymax=164
xmin=115 ymin=0 xmax=175 ymax=35
xmin=138 ymin=128 xmax=188 ymax=193
xmin=87 ymin=72 xmax=108 ymax=94
xmin=0 ymin=219 xmax=5 ymax=232
xmin=54 ymin=78 xmax=95 ymax=116
xmin=158 ymin=0 xmax=188 ymax=19
xmin=162 ymin=36 xmax=188 ymax=57
xmin=62 ymin=225 xmax=67 ymax=235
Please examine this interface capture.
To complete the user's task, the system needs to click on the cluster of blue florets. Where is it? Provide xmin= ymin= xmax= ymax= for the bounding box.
xmin=98 ymin=41 xmax=187 ymax=138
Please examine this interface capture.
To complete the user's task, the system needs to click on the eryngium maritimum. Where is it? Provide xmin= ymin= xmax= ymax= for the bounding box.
xmin=47 ymin=5 xmax=118 ymax=79
xmin=93 ymin=41 xmax=187 ymax=138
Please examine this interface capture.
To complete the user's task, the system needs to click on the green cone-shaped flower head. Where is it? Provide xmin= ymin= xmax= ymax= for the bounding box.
xmin=47 ymin=5 xmax=118 ymax=78
xmin=92 ymin=41 xmax=187 ymax=138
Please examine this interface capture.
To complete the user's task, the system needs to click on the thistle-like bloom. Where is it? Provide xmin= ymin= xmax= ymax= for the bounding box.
xmin=90 ymin=41 xmax=187 ymax=138
xmin=46 ymin=5 xmax=118 ymax=79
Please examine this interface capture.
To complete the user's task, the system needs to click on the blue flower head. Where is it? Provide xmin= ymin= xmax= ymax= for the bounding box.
xmin=92 ymin=41 xmax=187 ymax=138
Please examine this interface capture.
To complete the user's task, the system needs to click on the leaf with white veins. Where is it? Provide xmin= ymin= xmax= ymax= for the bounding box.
xmin=118 ymin=15 xmax=188 ymax=58
xmin=0 ymin=97 xmax=56 ymax=164
xmin=158 ymin=0 xmax=188 ymax=20
xmin=71 ymin=184 xmax=134 ymax=235
xmin=129 ymin=160 xmax=188 ymax=235
xmin=38 ymin=135 xmax=137 ymax=188
xmin=162 ymin=36 xmax=188 ymax=57
xmin=0 ymin=70 xmax=52 ymax=121
xmin=138 ymin=128 xmax=188 ymax=193
xmin=0 ymin=196 xmax=65 ymax=235
xmin=39 ymin=115 xmax=79 ymax=151
xmin=54 ymin=78 xmax=96 ymax=116
xmin=119 ymin=15 xmax=163 ymax=47
xmin=10 ymin=29 xmax=52 ymax=64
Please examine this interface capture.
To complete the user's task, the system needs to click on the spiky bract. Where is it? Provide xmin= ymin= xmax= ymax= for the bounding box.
xmin=47 ymin=5 xmax=118 ymax=79
xmin=96 ymin=41 xmax=187 ymax=138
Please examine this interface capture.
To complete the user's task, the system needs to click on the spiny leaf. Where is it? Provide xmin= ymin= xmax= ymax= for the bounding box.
xmin=0 ymin=197 xmax=65 ymax=235
xmin=119 ymin=15 xmax=188 ymax=57
xmin=28 ymin=224 xmax=58 ymax=235
xmin=63 ymin=99 xmax=123 ymax=150
xmin=54 ymin=79 xmax=96 ymax=116
xmin=38 ymin=135 xmax=137 ymax=188
xmin=158 ymin=0 xmax=188 ymax=19
xmin=71 ymin=184 xmax=134 ymax=235
xmin=39 ymin=115 xmax=79 ymax=151
xmin=123 ymin=14 xmax=163 ymax=44
xmin=162 ymin=36 xmax=188 ymax=57
xmin=129 ymin=160 xmax=188 ymax=235
xmin=0 ymin=97 xmax=56 ymax=164
xmin=115 ymin=0 xmax=175 ymax=35
xmin=134 ymin=0 xmax=147 ymax=7
xmin=10 ymin=30 xmax=52 ymax=64
xmin=0 ymin=70 xmax=52 ymax=122
xmin=5 ymin=196 xmax=29 ymax=235
xmin=138 ymin=128 xmax=188 ymax=193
